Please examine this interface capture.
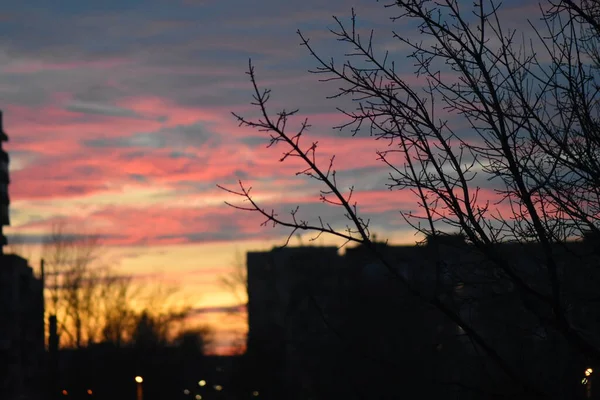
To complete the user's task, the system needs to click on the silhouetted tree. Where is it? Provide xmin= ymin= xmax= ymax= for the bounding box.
xmin=223 ymin=0 xmax=600 ymax=398
xmin=218 ymin=250 xmax=248 ymax=354
xmin=173 ymin=326 xmax=215 ymax=355
xmin=99 ymin=274 xmax=139 ymax=347
xmin=132 ymin=311 xmax=164 ymax=348
xmin=218 ymin=250 xmax=248 ymax=306
xmin=130 ymin=307 xmax=189 ymax=349
xmin=43 ymin=222 xmax=104 ymax=348
xmin=42 ymin=222 xmax=192 ymax=349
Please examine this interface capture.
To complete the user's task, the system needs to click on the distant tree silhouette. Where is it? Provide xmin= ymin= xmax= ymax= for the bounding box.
xmin=217 ymin=250 xmax=248 ymax=354
xmin=99 ymin=273 xmax=140 ymax=347
xmin=223 ymin=0 xmax=600 ymax=398
xmin=42 ymin=222 xmax=192 ymax=349
xmin=132 ymin=311 xmax=163 ymax=348
xmin=43 ymin=222 xmax=104 ymax=348
xmin=218 ymin=249 xmax=248 ymax=306
xmin=130 ymin=307 xmax=189 ymax=349
xmin=173 ymin=326 xmax=214 ymax=354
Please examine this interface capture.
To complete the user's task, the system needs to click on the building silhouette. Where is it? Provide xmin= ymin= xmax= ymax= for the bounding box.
xmin=246 ymin=247 xmax=342 ymax=399
xmin=0 ymin=255 xmax=45 ymax=399
xmin=245 ymin=244 xmax=457 ymax=399
xmin=245 ymin=236 xmax=599 ymax=399
xmin=0 ymin=111 xmax=45 ymax=400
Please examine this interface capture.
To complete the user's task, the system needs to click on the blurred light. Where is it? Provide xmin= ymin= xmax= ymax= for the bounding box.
xmin=195 ymin=395 xmax=202 ymax=400
xmin=87 ymin=389 xmax=93 ymax=395
xmin=62 ymin=389 xmax=68 ymax=396
xmin=198 ymin=380 xmax=206 ymax=387
xmin=214 ymin=385 xmax=223 ymax=391
xmin=585 ymin=368 xmax=594 ymax=377
xmin=583 ymin=378 xmax=589 ymax=385
xmin=135 ymin=376 xmax=144 ymax=384
xmin=183 ymin=389 xmax=190 ymax=395
xmin=252 ymin=390 xmax=259 ymax=397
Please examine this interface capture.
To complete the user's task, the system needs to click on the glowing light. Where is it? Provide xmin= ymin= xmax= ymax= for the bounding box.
xmin=135 ymin=376 xmax=144 ymax=384
xmin=252 ymin=390 xmax=259 ymax=397
xmin=62 ymin=389 xmax=68 ymax=396
xmin=87 ymin=389 xmax=93 ymax=395
xmin=195 ymin=395 xmax=202 ymax=400
xmin=583 ymin=378 xmax=589 ymax=384
xmin=214 ymin=385 xmax=223 ymax=391
xmin=198 ymin=380 xmax=206 ymax=387
xmin=183 ymin=389 xmax=190 ymax=395
xmin=585 ymin=368 xmax=593 ymax=377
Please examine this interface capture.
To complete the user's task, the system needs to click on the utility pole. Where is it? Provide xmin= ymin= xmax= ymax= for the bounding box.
xmin=0 ymin=110 xmax=10 ymax=255
xmin=49 ymin=315 xmax=59 ymax=400
xmin=135 ymin=376 xmax=144 ymax=400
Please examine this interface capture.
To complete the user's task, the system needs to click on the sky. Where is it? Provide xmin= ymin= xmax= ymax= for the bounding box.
xmin=1 ymin=0 xmax=539 ymax=353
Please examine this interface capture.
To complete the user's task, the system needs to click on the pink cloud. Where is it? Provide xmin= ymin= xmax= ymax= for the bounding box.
xmin=3 ymin=83 xmax=513 ymax=250
xmin=15 ymin=204 xmax=271 ymax=246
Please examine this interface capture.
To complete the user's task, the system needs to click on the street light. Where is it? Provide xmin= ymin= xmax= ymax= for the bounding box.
xmin=583 ymin=368 xmax=593 ymax=399
xmin=135 ymin=376 xmax=144 ymax=400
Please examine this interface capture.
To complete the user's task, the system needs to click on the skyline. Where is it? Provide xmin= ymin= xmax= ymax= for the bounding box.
xmin=1 ymin=0 xmax=536 ymax=352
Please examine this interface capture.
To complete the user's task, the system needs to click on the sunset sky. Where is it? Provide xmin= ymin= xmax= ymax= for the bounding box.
xmin=1 ymin=0 xmax=537 ymax=352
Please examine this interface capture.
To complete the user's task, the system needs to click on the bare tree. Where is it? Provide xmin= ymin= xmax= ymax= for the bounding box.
xmin=99 ymin=273 xmax=140 ymax=347
xmin=100 ymin=277 xmax=192 ymax=348
xmin=43 ymin=222 xmax=103 ymax=348
xmin=173 ymin=325 xmax=215 ymax=355
xmin=222 ymin=0 xmax=600 ymax=397
xmin=217 ymin=250 xmax=249 ymax=355
xmin=42 ymin=223 xmax=193 ymax=349
xmin=219 ymin=249 xmax=248 ymax=307
xmin=139 ymin=278 xmax=193 ymax=337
